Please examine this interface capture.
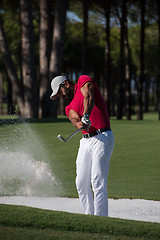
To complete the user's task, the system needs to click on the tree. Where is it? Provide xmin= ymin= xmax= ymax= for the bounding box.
xmin=157 ymin=0 xmax=160 ymax=120
xmin=115 ymin=0 xmax=125 ymax=120
xmin=103 ymin=0 xmax=111 ymax=116
xmin=39 ymin=0 xmax=51 ymax=117
xmin=48 ymin=0 xmax=67 ymax=117
xmin=20 ymin=0 xmax=38 ymax=118
xmin=144 ymin=0 xmax=160 ymax=119
xmin=124 ymin=2 xmax=131 ymax=120
xmin=137 ymin=0 xmax=145 ymax=120
xmin=82 ymin=0 xmax=89 ymax=74
xmin=49 ymin=0 xmax=67 ymax=77
xmin=0 ymin=0 xmax=159 ymax=119
xmin=0 ymin=15 xmax=24 ymax=116
xmin=0 ymin=73 xmax=2 ymax=114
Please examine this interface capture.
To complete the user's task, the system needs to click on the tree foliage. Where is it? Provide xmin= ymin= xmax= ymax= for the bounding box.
xmin=0 ymin=0 xmax=159 ymax=119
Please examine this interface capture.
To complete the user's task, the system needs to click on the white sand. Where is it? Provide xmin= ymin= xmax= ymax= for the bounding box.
xmin=0 ymin=196 xmax=160 ymax=223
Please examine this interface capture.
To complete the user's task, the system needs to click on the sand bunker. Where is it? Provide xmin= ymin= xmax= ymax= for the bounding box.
xmin=0 ymin=196 xmax=160 ymax=223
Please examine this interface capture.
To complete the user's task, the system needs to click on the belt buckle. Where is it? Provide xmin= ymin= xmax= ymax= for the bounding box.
xmin=96 ymin=129 xmax=101 ymax=135
xmin=84 ymin=133 xmax=90 ymax=138
xmin=86 ymin=133 xmax=90 ymax=138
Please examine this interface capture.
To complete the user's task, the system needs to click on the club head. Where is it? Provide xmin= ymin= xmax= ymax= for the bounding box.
xmin=57 ymin=134 xmax=66 ymax=142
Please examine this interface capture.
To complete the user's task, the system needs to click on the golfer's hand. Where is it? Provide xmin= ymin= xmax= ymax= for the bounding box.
xmin=81 ymin=114 xmax=91 ymax=131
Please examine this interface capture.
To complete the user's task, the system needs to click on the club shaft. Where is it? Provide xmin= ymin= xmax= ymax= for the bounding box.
xmin=65 ymin=127 xmax=83 ymax=142
xmin=57 ymin=127 xmax=83 ymax=143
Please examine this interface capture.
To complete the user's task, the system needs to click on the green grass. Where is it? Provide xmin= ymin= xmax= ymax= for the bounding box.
xmin=0 ymin=204 xmax=160 ymax=240
xmin=108 ymin=119 xmax=160 ymax=200
xmin=0 ymin=112 xmax=160 ymax=199
xmin=0 ymin=112 xmax=160 ymax=239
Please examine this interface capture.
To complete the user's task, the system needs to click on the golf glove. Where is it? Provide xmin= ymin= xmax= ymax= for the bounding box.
xmin=81 ymin=114 xmax=91 ymax=130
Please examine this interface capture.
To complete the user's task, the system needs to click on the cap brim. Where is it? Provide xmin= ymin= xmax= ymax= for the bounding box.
xmin=50 ymin=94 xmax=58 ymax=100
xmin=50 ymin=85 xmax=59 ymax=100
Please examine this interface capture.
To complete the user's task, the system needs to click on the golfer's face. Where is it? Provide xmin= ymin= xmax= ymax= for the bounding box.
xmin=57 ymin=86 xmax=74 ymax=102
xmin=57 ymin=87 xmax=65 ymax=99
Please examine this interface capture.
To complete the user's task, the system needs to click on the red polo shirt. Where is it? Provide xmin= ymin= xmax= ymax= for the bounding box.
xmin=65 ymin=75 xmax=110 ymax=134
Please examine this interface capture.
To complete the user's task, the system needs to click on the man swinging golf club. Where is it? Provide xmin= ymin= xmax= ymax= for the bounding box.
xmin=50 ymin=75 xmax=114 ymax=217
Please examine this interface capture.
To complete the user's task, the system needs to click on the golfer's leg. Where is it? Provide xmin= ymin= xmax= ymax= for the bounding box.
xmin=91 ymin=132 xmax=114 ymax=216
xmin=76 ymin=138 xmax=94 ymax=215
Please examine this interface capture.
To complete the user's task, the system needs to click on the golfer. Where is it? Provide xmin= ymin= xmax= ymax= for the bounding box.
xmin=50 ymin=75 xmax=114 ymax=217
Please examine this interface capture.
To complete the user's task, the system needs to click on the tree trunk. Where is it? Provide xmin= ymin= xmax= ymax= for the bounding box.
xmin=0 ymin=73 xmax=3 ymax=114
xmin=104 ymin=0 xmax=111 ymax=116
xmin=117 ymin=1 xmax=125 ymax=120
xmin=82 ymin=0 xmax=88 ymax=74
xmin=0 ymin=16 xmax=24 ymax=116
xmin=157 ymin=0 xmax=160 ymax=120
xmin=144 ymin=76 xmax=150 ymax=112
xmin=7 ymin=77 xmax=14 ymax=115
xmin=48 ymin=0 xmax=67 ymax=117
xmin=137 ymin=0 xmax=145 ymax=120
xmin=124 ymin=2 xmax=131 ymax=120
xmin=20 ymin=0 xmax=38 ymax=118
xmin=39 ymin=0 xmax=51 ymax=118
xmin=49 ymin=0 xmax=67 ymax=77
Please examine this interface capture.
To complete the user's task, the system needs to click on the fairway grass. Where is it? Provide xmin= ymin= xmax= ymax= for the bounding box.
xmin=0 ymin=204 xmax=160 ymax=240
xmin=108 ymin=118 xmax=160 ymax=200
xmin=0 ymin=112 xmax=160 ymax=199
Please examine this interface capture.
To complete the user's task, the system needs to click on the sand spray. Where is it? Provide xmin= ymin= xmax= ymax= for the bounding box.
xmin=0 ymin=121 xmax=60 ymax=197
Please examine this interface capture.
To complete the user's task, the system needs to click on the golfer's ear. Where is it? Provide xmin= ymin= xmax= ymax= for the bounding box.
xmin=63 ymin=81 xmax=70 ymax=88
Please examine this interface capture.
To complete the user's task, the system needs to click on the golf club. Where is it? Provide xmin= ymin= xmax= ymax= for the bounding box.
xmin=57 ymin=127 xmax=83 ymax=143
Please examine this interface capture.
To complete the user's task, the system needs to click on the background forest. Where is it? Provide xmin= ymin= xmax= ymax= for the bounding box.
xmin=0 ymin=0 xmax=159 ymax=120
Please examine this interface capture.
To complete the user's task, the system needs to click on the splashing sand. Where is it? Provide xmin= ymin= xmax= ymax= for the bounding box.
xmin=0 ymin=122 xmax=60 ymax=197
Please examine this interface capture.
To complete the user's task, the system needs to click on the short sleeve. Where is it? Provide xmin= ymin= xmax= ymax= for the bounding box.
xmin=78 ymin=75 xmax=93 ymax=88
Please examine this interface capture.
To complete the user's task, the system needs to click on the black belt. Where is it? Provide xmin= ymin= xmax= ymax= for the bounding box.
xmin=83 ymin=127 xmax=111 ymax=138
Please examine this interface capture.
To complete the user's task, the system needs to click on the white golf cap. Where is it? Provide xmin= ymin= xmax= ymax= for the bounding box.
xmin=50 ymin=76 xmax=67 ymax=100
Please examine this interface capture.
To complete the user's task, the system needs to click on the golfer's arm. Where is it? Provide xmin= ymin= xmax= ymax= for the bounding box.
xmin=69 ymin=109 xmax=83 ymax=129
xmin=81 ymin=81 xmax=94 ymax=117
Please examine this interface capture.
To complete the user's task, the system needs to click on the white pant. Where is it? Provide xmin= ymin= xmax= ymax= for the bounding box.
xmin=76 ymin=130 xmax=114 ymax=217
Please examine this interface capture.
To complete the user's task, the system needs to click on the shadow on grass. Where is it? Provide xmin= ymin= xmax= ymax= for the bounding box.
xmin=0 ymin=117 xmax=70 ymax=125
